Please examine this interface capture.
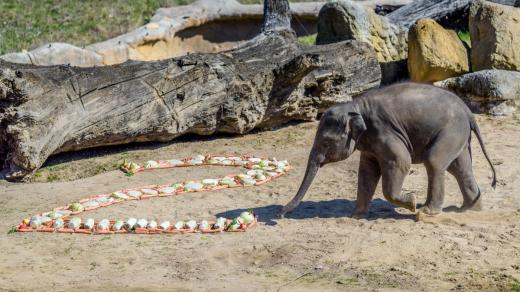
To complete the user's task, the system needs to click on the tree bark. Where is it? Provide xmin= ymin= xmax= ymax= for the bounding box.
xmin=0 ymin=0 xmax=381 ymax=181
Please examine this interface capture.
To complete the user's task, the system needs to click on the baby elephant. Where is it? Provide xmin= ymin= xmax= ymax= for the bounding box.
xmin=279 ymin=82 xmax=496 ymax=219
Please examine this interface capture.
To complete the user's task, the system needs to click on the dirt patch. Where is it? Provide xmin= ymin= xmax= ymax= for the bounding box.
xmin=1 ymin=115 xmax=520 ymax=291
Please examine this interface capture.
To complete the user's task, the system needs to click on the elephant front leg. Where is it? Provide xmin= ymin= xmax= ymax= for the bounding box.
xmin=352 ymin=153 xmax=381 ymax=219
xmin=380 ymin=155 xmax=416 ymax=213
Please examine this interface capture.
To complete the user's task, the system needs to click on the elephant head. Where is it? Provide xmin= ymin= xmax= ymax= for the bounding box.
xmin=278 ymin=102 xmax=367 ymax=218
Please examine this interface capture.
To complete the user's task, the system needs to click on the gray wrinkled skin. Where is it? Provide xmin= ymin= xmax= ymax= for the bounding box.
xmin=279 ymin=82 xmax=497 ymax=219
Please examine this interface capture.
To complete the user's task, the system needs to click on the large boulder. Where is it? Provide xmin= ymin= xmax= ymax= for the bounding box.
xmin=408 ymin=19 xmax=469 ymax=83
xmin=489 ymin=0 xmax=520 ymax=6
xmin=434 ymin=70 xmax=520 ymax=116
xmin=470 ymin=0 xmax=520 ymax=71
xmin=316 ymin=0 xmax=408 ymax=83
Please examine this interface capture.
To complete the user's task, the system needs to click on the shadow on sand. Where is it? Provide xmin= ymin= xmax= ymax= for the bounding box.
xmin=216 ymin=198 xmax=418 ymax=226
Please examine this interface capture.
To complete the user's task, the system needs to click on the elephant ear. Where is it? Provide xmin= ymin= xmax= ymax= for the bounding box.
xmin=348 ymin=112 xmax=367 ymax=142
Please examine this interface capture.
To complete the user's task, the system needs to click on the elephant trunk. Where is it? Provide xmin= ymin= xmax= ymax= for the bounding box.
xmin=278 ymin=150 xmax=321 ymax=218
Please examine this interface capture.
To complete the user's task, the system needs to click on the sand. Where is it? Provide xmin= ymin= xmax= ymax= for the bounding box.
xmin=1 ymin=115 xmax=519 ymax=291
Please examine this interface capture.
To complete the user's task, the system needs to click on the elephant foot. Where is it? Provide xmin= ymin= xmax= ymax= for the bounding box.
xmin=461 ymin=196 xmax=483 ymax=212
xmin=351 ymin=209 xmax=368 ymax=219
xmin=418 ymin=204 xmax=442 ymax=216
xmin=388 ymin=192 xmax=416 ymax=213
xmin=277 ymin=206 xmax=287 ymax=219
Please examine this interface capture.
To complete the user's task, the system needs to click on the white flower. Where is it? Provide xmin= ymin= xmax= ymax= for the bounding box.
xmin=240 ymin=211 xmax=255 ymax=224
xmin=144 ymin=160 xmax=159 ymax=168
xmin=141 ymin=189 xmax=158 ymax=196
xmin=112 ymin=220 xmax=124 ymax=231
xmin=202 ymin=179 xmax=218 ymax=187
xmin=97 ymin=219 xmax=110 ymax=230
xmin=184 ymin=181 xmax=203 ymax=191
xmin=29 ymin=216 xmax=42 ymax=228
xmin=148 ymin=220 xmax=158 ymax=229
xmin=127 ymin=190 xmax=142 ymax=199
xmin=111 ymin=191 xmax=129 ymax=199
xmin=84 ymin=218 xmax=95 ymax=230
xmin=159 ymin=221 xmax=171 ymax=230
xmin=68 ymin=218 xmax=81 ymax=229
xmin=125 ymin=218 xmax=137 ymax=230
xmin=136 ymin=219 xmax=148 ymax=228
xmin=185 ymin=220 xmax=197 ymax=230
xmin=167 ymin=159 xmax=184 ymax=166
xmin=158 ymin=187 xmax=176 ymax=195
xmin=174 ymin=221 xmax=185 ymax=230
xmin=198 ymin=220 xmax=210 ymax=231
xmin=53 ymin=218 xmax=64 ymax=229
xmin=68 ymin=202 xmax=84 ymax=212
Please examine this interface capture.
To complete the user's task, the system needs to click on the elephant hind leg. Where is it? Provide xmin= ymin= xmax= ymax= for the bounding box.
xmin=421 ymin=128 xmax=468 ymax=215
xmin=448 ymin=146 xmax=482 ymax=211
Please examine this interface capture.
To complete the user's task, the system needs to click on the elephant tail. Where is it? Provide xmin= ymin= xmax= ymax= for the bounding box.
xmin=470 ymin=118 xmax=497 ymax=189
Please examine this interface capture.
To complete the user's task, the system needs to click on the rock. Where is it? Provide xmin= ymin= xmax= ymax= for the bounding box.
xmin=0 ymin=52 xmax=32 ymax=65
xmin=488 ymin=0 xmax=520 ymax=7
xmin=408 ymin=19 xmax=469 ymax=83
xmin=316 ymin=0 xmax=408 ymax=83
xmin=0 ymin=43 xmax=104 ymax=67
xmin=470 ymin=0 xmax=520 ymax=71
xmin=434 ymin=70 xmax=520 ymax=116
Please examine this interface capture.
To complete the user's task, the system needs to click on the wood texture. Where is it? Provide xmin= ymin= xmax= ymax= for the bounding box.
xmin=0 ymin=0 xmax=381 ymax=181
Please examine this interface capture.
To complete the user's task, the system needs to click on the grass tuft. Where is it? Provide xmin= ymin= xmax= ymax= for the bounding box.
xmin=7 ymin=226 xmax=17 ymax=235
xmin=298 ymin=33 xmax=317 ymax=46
xmin=512 ymin=278 xmax=520 ymax=292
xmin=457 ymin=30 xmax=471 ymax=47
xmin=0 ymin=0 xmax=193 ymax=55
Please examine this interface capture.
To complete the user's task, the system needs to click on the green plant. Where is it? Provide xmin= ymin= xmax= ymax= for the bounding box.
xmin=47 ymin=173 xmax=60 ymax=182
xmin=298 ymin=34 xmax=317 ymax=46
xmin=0 ymin=0 xmax=196 ymax=54
xmin=512 ymin=278 xmax=520 ymax=292
xmin=457 ymin=30 xmax=471 ymax=47
xmin=7 ymin=226 xmax=17 ymax=234
xmin=33 ymin=170 xmax=43 ymax=178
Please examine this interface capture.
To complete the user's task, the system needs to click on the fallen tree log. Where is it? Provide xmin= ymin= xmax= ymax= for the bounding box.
xmin=0 ymin=0 xmax=381 ymax=181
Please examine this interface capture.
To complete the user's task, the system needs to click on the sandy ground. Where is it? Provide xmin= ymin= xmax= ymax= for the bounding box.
xmin=1 ymin=115 xmax=519 ymax=291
